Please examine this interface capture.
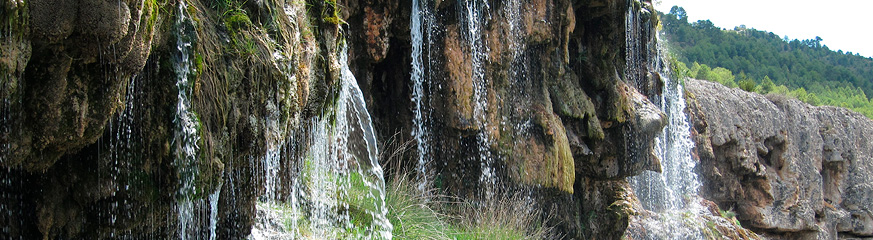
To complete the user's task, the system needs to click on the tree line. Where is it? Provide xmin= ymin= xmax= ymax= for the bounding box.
xmin=662 ymin=6 xmax=873 ymax=118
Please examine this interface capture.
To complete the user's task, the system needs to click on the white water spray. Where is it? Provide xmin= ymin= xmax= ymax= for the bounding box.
xmin=410 ymin=0 xmax=434 ymax=192
xmin=252 ymin=42 xmax=393 ymax=239
xmin=172 ymin=2 xmax=221 ymax=239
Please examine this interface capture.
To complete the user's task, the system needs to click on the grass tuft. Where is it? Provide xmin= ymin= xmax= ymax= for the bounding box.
xmin=380 ymin=134 xmax=555 ymax=240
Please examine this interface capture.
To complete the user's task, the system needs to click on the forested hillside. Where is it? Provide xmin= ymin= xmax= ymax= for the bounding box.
xmin=661 ymin=6 xmax=873 ymax=117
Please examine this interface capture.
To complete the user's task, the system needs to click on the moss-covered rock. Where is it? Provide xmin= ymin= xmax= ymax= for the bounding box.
xmin=0 ymin=0 xmax=681 ymax=239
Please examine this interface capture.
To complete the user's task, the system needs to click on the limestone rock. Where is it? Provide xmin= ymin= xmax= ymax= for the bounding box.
xmin=687 ymin=79 xmax=873 ymax=238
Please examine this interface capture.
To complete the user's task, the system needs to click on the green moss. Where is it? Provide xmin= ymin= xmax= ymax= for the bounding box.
xmin=216 ymin=0 xmax=258 ymax=57
xmin=608 ymin=86 xmax=631 ymax=123
xmin=322 ymin=0 xmax=346 ymax=25
xmin=323 ymin=16 xmax=345 ymax=25
xmin=193 ymin=52 xmax=205 ymax=76
xmin=551 ymin=126 xmax=576 ymax=193
xmin=1 ymin=0 xmax=28 ymax=39
xmin=550 ymin=80 xmax=595 ymax=120
xmin=223 ymin=9 xmax=253 ymax=30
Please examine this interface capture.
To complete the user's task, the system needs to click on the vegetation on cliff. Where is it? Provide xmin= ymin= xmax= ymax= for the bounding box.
xmin=662 ymin=6 xmax=873 ymax=118
xmin=3 ymin=0 xmax=754 ymax=239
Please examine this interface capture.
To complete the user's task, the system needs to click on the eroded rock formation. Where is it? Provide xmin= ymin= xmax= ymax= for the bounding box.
xmin=0 ymin=0 xmax=795 ymax=239
xmin=688 ymin=79 xmax=873 ymax=239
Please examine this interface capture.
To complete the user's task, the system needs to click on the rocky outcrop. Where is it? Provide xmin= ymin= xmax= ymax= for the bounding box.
xmin=0 ymin=0 xmax=333 ymax=238
xmin=3 ymin=0 xmax=157 ymax=171
xmin=0 ymin=0 xmax=688 ymax=239
xmin=687 ymin=79 xmax=873 ymax=239
xmin=626 ymin=198 xmax=760 ymax=239
xmin=345 ymin=0 xmax=668 ymax=238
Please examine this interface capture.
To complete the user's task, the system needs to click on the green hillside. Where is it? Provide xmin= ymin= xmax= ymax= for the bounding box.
xmin=661 ymin=6 xmax=873 ymax=117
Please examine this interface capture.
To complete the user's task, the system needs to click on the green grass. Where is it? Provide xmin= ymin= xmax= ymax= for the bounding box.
xmin=385 ymin=173 xmax=452 ymax=239
xmin=378 ymin=135 xmax=553 ymax=240
xmin=265 ymin=160 xmax=554 ymax=239
xmin=383 ymin=172 xmax=550 ymax=240
xmin=264 ymin=132 xmax=552 ymax=239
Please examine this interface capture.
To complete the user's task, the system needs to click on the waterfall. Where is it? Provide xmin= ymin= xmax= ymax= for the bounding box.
xmin=261 ymin=111 xmax=285 ymax=202
xmin=252 ymin=43 xmax=393 ymax=239
xmin=173 ymin=1 xmax=200 ymax=237
xmin=627 ymin=12 xmax=706 ymax=238
xmin=410 ymin=0 xmax=434 ymax=192
xmin=411 ymin=0 xmax=500 ymax=193
xmin=295 ymin=43 xmax=392 ymax=238
xmin=172 ymin=1 xmax=222 ymax=239
xmin=629 ymin=72 xmax=701 ymax=211
xmin=622 ymin=0 xmax=701 ymax=212
xmin=627 ymin=59 xmax=707 ymax=239
xmin=463 ymin=0 xmax=497 ymax=194
xmin=208 ymin=182 xmax=222 ymax=240
xmin=438 ymin=0 xmax=502 ymax=197
xmin=411 ymin=0 xmax=532 ymax=197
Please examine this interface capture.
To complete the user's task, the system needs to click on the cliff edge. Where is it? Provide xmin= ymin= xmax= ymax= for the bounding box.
xmin=687 ymin=78 xmax=873 ymax=239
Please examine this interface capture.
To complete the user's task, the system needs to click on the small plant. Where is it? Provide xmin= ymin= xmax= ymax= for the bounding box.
xmin=718 ymin=209 xmax=735 ymax=219
xmin=704 ymin=220 xmax=723 ymax=239
xmin=322 ymin=0 xmax=346 ymax=25
xmin=385 ymin=172 xmax=452 ymax=239
xmin=719 ymin=209 xmax=741 ymax=226
xmin=223 ymin=8 xmax=252 ymax=30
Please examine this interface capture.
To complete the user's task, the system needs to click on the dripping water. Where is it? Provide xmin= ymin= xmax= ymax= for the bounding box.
xmin=500 ymin=0 xmax=536 ymax=159
xmin=0 ymin=3 xmax=24 ymax=235
xmin=172 ymin=1 xmax=221 ymax=239
xmin=410 ymin=0 xmax=434 ymax=192
xmin=261 ymin=109 xmax=285 ymax=202
xmin=251 ymin=42 xmax=393 ymax=239
xmin=105 ymin=74 xmax=139 ymax=238
xmin=457 ymin=0 xmax=499 ymax=198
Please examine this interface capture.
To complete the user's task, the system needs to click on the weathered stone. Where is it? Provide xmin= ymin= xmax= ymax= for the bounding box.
xmin=687 ymin=79 xmax=873 ymax=238
xmin=578 ymin=178 xmax=640 ymax=239
xmin=29 ymin=0 xmax=77 ymax=43
xmin=362 ymin=6 xmax=391 ymax=62
xmin=441 ymin=25 xmax=476 ymax=130
xmin=0 ymin=0 xmax=686 ymax=239
xmin=1 ymin=0 xmax=314 ymax=238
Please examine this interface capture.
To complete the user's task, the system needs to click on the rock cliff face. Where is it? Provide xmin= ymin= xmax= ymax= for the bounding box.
xmin=2 ymin=0 xmax=333 ymax=238
xmin=0 ymin=0 xmax=764 ymax=239
xmin=687 ymin=79 xmax=873 ymax=239
xmin=344 ymin=0 xmax=668 ymax=238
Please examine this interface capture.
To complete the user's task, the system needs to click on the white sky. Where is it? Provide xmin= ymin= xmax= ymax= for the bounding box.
xmin=656 ymin=0 xmax=873 ymax=58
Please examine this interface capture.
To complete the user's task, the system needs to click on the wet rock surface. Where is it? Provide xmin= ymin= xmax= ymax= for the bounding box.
xmin=0 ymin=0 xmax=733 ymax=239
xmin=687 ymin=79 xmax=873 ymax=239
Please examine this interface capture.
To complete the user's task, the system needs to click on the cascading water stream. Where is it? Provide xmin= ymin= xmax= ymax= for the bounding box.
xmin=410 ymin=0 xmax=434 ymax=192
xmin=628 ymin=71 xmax=701 ymax=211
xmin=251 ymin=42 xmax=392 ymax=239
xmin=627 ymin=65 xmax=707 ymax=239
xmin=412 ymin=0 xmax=532 ymax=198
xmin=172 ymin=2 xmax=222 ymax=239
xmin=173 ymin=1 xmax=200 ymax=237
xmin=461 ymin=0 xmax=498 ymax=195
xmin=627 ymin=3 xmax=706 ymax=235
